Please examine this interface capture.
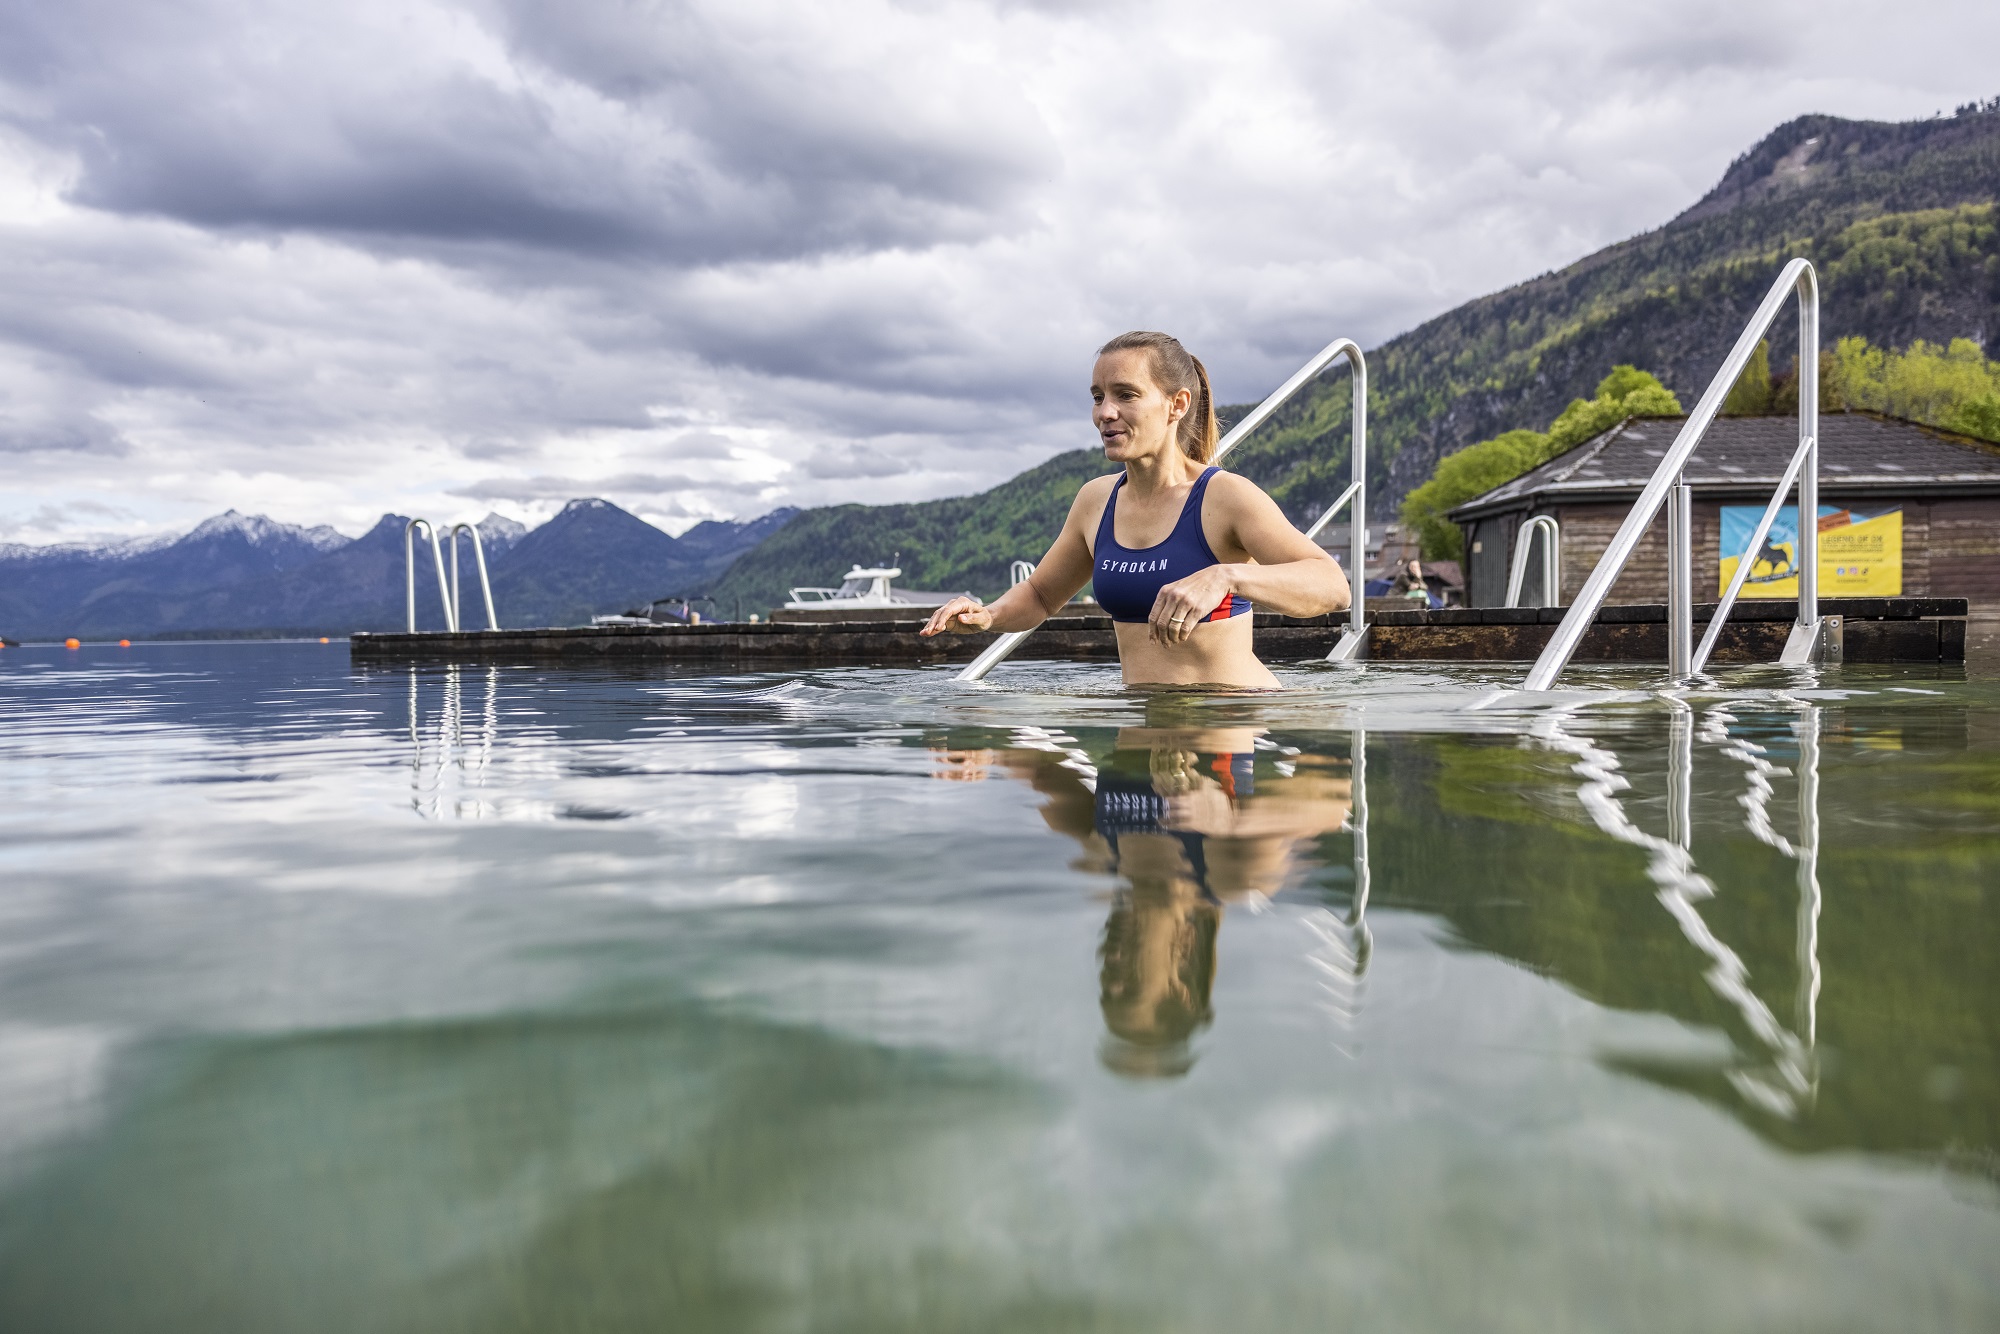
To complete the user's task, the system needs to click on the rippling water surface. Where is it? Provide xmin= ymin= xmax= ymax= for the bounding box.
xmin=1 ymin=642 xmax=1996 ymax=1331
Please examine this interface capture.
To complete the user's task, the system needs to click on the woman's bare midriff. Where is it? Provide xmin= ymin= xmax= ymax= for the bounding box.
xmin=1113 ymin=616 xmax=1280 ymax=689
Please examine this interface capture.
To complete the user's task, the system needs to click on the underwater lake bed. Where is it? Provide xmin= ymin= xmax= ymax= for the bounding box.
xmin=0 ymin=643 xmax=1995 ymax=1332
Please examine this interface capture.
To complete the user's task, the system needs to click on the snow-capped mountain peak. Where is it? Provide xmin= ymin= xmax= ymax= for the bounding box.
xmin=174 ymin=510 xmax=353 ymax=555
xmin=475 ymin=512 xmax=528 ymax=556
xmin=300 ymin=524 xmax=350 ymax=553
xmin=183 ymin=510 xmax=283 ymax=544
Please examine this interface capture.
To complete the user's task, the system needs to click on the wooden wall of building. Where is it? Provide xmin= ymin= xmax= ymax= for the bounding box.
xmin=1930 ymin=499 xmax=2000 ymax=602
xmin=1467 ymin=495 xmax=2000 ymax=607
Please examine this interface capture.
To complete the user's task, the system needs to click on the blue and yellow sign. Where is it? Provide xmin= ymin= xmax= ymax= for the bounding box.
xmin=1719 ymin=504 xmax=1902 ymax=598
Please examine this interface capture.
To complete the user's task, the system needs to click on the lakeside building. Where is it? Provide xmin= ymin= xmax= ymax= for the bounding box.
xmin=1313 ymin=522 xmax=1466 ymax=607
xmin=1447 ymin=412 xmax=2000 ymax=608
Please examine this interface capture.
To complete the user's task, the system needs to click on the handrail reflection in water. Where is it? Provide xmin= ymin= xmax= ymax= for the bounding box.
xmin=1535 ymin=694 xmax=1821 ymax=1117
xmin=1301 ymin=727 xmax=1371 ymax=1048
xmin=406 ymin=664 xmax=501 ymax=820
xmin=1700 ymin=694 xmax=1823 ymax=1094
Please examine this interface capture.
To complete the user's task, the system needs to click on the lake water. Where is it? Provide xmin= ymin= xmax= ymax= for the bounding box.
xmin=0 ymin=642 xmax=1995 ymax=1332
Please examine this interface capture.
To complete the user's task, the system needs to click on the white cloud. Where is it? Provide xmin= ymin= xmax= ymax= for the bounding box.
xmin=0 ymin=0 xmax=1996 ymax=541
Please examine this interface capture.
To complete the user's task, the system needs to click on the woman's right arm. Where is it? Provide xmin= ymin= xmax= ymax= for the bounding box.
xmin=921 ymin=479 xmax=1106 ymax=637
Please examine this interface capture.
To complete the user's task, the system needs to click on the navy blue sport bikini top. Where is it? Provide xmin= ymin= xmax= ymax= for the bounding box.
xmin=1093 ymin=751 xmax=1257 ymax=900
xmin=1091 ymin=466 xmax=1251 ymax=625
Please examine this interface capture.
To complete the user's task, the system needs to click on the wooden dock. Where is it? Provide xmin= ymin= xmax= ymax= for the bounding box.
xmin=348 ymin=597 xmax=1967 ymax=666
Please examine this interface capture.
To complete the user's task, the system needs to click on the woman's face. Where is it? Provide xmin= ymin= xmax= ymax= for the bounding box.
xmin=1091 ymin=349 xmax=1189 ymax=462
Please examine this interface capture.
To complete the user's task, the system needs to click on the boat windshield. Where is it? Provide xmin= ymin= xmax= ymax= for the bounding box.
xmin=836 ymin=577 xmax=871 ymax=597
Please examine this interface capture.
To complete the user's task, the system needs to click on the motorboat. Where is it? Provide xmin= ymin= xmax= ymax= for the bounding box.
xmin=783 ymin=565 xmax=968 ymax=612
xmin=592 ymin=596 xmax=714 ymax=626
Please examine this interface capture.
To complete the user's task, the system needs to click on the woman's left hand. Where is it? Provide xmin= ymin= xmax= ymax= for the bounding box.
xmin=1148 ymin=565 xmax=1235 ymax=644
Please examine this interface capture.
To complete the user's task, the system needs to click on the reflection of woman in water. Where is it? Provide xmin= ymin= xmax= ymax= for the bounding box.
xmin=942 ymin=724 xmax=1351 ymax=1077
xmin=1092 ymin=743 xmax=1236 ymax=1076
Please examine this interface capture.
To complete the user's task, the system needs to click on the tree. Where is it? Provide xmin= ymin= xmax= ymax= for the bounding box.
xmin=1948 ymin=394 xmax=2000 ymax=441
xmin=1546 ymin=379 xmax=1682 ymax=451
xmin=1401 ymin=431 xmax=1550 ymax=561
xmin=1721 ymin=340 xmax=1773 ymax=415
xmin=1831 ymin=336 xmax=2000 ymax=442
xmin=1400 ymin=366 xmax=1683 ymax=560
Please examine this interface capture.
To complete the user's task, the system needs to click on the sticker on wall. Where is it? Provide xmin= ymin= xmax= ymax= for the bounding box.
xmin=1719 ymin=504 xmax=1902 ymax=598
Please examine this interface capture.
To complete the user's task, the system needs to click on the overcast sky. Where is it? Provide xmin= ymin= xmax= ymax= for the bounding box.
xmin=3 ymin=0 xmax=1997 ymax=544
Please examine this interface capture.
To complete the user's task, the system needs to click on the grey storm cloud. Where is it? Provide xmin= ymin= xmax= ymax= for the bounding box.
xmin=0 ymin=417 xmax=128 ymax=458
xmin=449 ymin=470 xmax=770 ymax=502
xmin=802 ymin=444 xmax=905 ymax=480
xmin=0 ymin=0 xmax=1997 ymax=546
xmin=0 ymin=0 xmax=1053 ymax=263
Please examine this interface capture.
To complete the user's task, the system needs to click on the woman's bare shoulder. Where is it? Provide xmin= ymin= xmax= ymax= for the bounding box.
xmin=1067 ymin=472 xmax=1121 ymax=513
xmin=1205 ymin=468 xmax=1281 ymax=510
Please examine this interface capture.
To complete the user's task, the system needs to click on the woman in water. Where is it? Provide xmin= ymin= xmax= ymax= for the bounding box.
xmin=919 ymin=331 xmax=1350 ymax=688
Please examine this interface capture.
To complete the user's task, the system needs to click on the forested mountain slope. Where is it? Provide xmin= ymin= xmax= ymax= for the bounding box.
xmin=1223 ymin=104 xmax=2000 ymax=521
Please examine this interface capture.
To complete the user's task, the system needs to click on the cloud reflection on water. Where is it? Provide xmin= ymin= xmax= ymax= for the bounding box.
xmin=0 ymin=646 xmax=1996 ymax=1330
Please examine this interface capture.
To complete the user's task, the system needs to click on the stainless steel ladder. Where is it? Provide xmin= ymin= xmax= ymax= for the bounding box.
xmin=1523 ymin=259 xmax=1826 ymax=689
xmin=1504 ymin=515 xmax=1561 ymax=608
xmin=404 ymin=518 xmax=500 ymax=632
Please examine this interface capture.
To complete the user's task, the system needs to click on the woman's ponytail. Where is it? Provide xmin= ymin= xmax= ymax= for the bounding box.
xmin=1184 ymin=356 xmax=1219 ymax=463
xmin=1097 ymin=330 xmax=1221 ymax=463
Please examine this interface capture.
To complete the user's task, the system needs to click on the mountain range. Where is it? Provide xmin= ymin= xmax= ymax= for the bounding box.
xmin=0 ymin=502 xmax=794 ymax=640
xmin=13 ymin=103 xmax=1999 ymax=634
xmin=710 ymin=103 xmax=2000 ymax=613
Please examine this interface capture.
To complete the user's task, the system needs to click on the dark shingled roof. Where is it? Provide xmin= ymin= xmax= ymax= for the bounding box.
xmin=1448 ymin=411 xmax=2000 ymax=521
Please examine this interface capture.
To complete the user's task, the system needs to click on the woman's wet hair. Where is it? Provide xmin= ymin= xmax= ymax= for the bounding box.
xmin=1097 ymin=884 xmax=1219 ymax=1078
xmin=1099 ymin=331 xmax=1221 ymax=463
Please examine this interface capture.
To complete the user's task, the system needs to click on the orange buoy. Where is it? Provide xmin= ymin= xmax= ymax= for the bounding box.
xmin=119 ymin=639 xmax=131 ymax=647
xmin=319 ymin=637 xmax=330 ymax=644
xmin=65 ymin=638 xmax=81 ymax=649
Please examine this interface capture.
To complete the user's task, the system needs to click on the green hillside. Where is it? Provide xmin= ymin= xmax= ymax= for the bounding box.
xmin=1227 ymin=105 xmax=2000 ymax=518
xmin=714 ymin=103 xmax=2000 ymax=615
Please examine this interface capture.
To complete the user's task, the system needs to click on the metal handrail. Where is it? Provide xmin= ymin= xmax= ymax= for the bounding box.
xmin=447 ymin=522 xmax=501 ymax=631
xmin=1522 ymin=259 xmax=1820 ymax=690
xmin=1690 ymin=432 xmax=1814 ymax=672
xmin=1009 ymin=559 xmax=1035 ymax=586
xmin=1504 ymin=514 xmax=1561 ymax=608
xmin=404 ymin=519 xmax=456 ymax=633
xmin=957 ymin=336 xmax=1369 ymax=681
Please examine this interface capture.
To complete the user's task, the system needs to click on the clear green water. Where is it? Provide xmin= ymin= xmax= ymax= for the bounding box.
xmin=0 ymin=643 xmax=1994 ymax=1332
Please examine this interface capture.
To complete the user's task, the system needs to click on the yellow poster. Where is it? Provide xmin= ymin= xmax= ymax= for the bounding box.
xmin=1718 ymin=504 xmax=1902 ymax=598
